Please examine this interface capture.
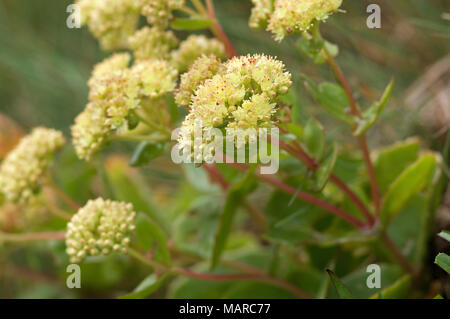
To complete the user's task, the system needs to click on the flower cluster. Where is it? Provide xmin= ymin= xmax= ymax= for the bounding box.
xmin=175 ymin=55 xmax=225 ymax=107
xmin=76 ymin=0 xmax=141 ymax=50
xmin=66 ymin=198 xmax=136 ymax=263
xmin=72 ymin=54 xmax=177 ymax=161
xmin=0 ymin=128 xmax=65 ymax=204
xmin=139 ymin=0 xmax=185 ymax=29
xmin=250 ymin=0 xmax=343 ymax=41
xmin=129 ymin=26 xmax=178 ymax=61
xmin=171 ymin=35 xmax=226 ymax=72
xmin=177 ymin=54 xmax=292 ymax=158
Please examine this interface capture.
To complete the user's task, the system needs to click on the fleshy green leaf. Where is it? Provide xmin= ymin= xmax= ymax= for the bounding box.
xmin=381 ymin=154 xmax=436 ymax=226
xmin=354 ymin=79 xmax=394 ymax=136
xmin=171 ymin=18 xmax=214 ymax=30
xmin=303 ymin=118 xmax=325 ymax=161
xmin=374 ymin=138 xmax=420 ymax=194
xmin=314 ymin=143 xmax=338 ymax=191
xmin=135 ymin=214 xmax=171 ymax=266
xmin=119 ymin=273 xmax=169 ymax=299
xmin=438 ymin=231 xmax=450 ymax=242
xmin=211 ymin=169 xmax=257 ymax=269
xmin=129 ymin=141 xmax=168 ymax=167
xmin=326 ymin=269 xmax=354 ymax=299
xmin=285 ymin=123 xmax=303 ymax=142
xmin=370 ymin=275 xmax=411 ymax=299
xmin=435 ymin=253 xmax=450 ymax=274
xmin=303 ymin=78 xmax=352 ymax=123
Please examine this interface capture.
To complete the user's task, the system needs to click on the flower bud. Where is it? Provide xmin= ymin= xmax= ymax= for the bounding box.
xmin=66 ymin=198 xmax=136 ymax=263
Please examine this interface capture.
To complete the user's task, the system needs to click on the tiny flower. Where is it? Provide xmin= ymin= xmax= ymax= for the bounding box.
xmin=76 ymin=0 xmax=141 ymax=50
xmin=0 ymin=127 xmax=65 ymax=204
xmin=138 ymin=0 xmax=185 ymax=29
xmin=267 ymin=0 xmax=343 ymax=41
xmin=249 ymin=0 xmax=274 ymax=29
xmin=129 ymin=26 xmax=178 ymax=61
xmin=171 ymin=35 xmax=226 ymax=72
xmin=65 ymin=198 xmax=136 ymax=263
xmin=175 ymin=55 xmax=225 ymax=107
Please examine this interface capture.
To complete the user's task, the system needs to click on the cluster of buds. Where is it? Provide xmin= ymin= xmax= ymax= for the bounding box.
xmin=129 ymin=26 xmax=178 ymax=61
xmin=66 ymin=198 xmax=136 ymax=263
xmin=250 ymin=0 xmax=343 ymax=41
xmin=171 ymin=35 xmax=226 ymax=72
xmin=76 ymin=0 xmax=141 ymax=50
xmin=177 ymin=54 xmax=292 ymax=158
xmin=139 ymin=0 xmax=185 ymax=29
xmin=72 ymin=54 xmax=177 ymax=161
xmin=0 ymin=127 xmax=65 ymax=204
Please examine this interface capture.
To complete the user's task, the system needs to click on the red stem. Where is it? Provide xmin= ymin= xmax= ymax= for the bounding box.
xmin=205 ymin=0 xmax=237 ymax=58
xmin=228 ymin=162 xmax=366 ymax=229
xmin=173 ymin=267 xmax=312 ymax=299
xmin=277 ymin=139 xmax=375 ymax=226
xmin=324 ymin=50 xmax=381 ymax=214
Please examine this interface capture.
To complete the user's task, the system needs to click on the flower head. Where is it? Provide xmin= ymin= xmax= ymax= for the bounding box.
xmin=76 ymin=0 xmax=140 ymax=50
xmin=171 ymin=35 xmax=226 ymax=72
xmin=72 ymin=54 xmax=177 ymax=161
xmin=128 ymin=59 xmax=178 ymax=99
xmin=139 ymin=0 xmax=185 ymax=29
xmin=0 ymin=127 xmax=65 ymax=204
xmin=178 ymin=54 xmax=292 ymax=158
xmin=267 ymin=0 xmax=343 ymax=41
xmin=129 ymin=26 xmax=178 ymax=61
xmin=65 ymin=198 xmax=136 ymax=263
xmin=249 ymin=0 xmax=274 ymax=29
xmin=175 ymin=55 xmax=225 ymax=107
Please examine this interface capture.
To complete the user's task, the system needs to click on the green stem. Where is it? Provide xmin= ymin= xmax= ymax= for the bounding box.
xmin=0 ymin=231 xmax=65 ymax=242
xmin=190 ymin=0 xmax=207 ymax=16
xmin=113 ymin=134 xmax=170 ymax=143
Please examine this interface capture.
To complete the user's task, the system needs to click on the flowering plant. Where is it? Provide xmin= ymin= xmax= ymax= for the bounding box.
xmin=0 ymin=0 xmax=448 ymax=299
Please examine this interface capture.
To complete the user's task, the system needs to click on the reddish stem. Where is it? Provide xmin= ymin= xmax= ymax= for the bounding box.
xmin=173 ymin=267 xmax=312 ymax=299
xmin=206 ymin=0 xmax=237 ymax=58
xmin=228 ymin=162 xmax=366 ymax=229
xmin=275 ymin=136 xmax=375 ymax=226
xmin=324 ymin=50 xmax=382 ymax=214
xmin=380 ymin=232 xmax=416 ymax=275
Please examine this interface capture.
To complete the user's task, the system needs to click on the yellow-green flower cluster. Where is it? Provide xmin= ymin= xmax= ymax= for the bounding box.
xmin=0 ymin=127 xmax=65 ymax=204
xmin=65 ymin=198 xmax=136 ymax=263
xmin=249 ymin=0 xmax=274 ymax=29
xmin=129 ymin=26 xmax=178 ymax=61
xmin=175 ymin=55 xmax=225 ymax=107
xmin=139 ymin=0 xmax=185 ymax=29
xmin=178 ymin=54 xmax=292 ymax=156
xmin=76 ymin=0 xmax=140 ymax=50
xmin=72 ymin=54 xmax=177 ymax=161
xmin=171 ymin=35 xmax=226 ymax=72
xmin=250 ymin=0 xmax=342 ymax=41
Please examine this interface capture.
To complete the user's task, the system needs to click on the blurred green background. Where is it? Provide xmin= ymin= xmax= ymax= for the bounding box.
xmin=0 ymin=0 xmax=449 ymax=298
